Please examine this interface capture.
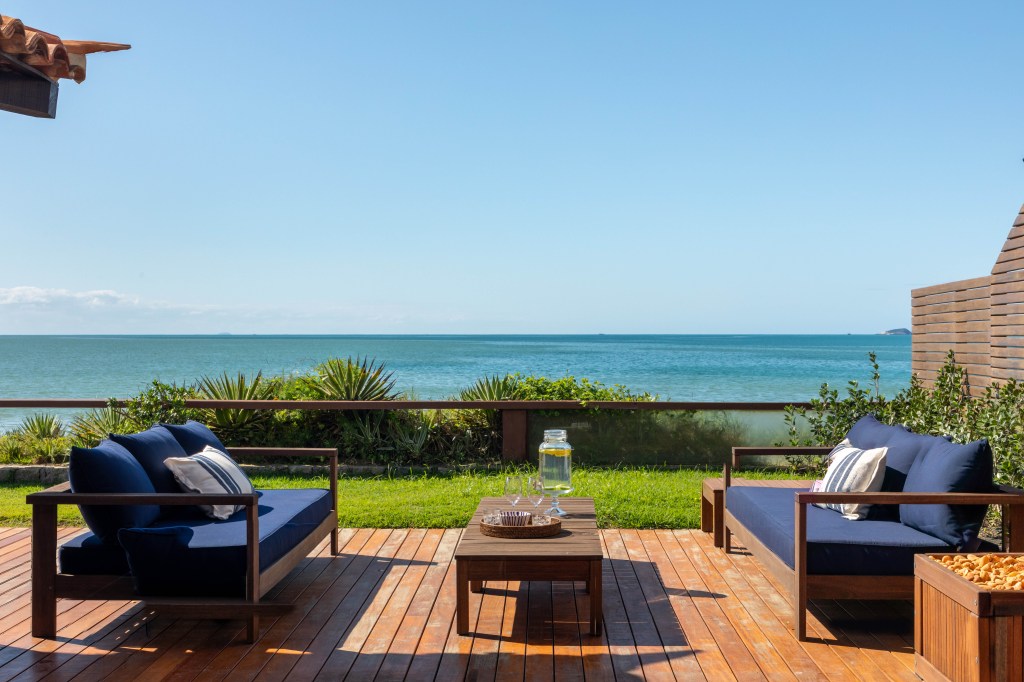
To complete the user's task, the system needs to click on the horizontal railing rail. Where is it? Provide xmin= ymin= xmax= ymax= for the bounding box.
xmin=0 ymin=398 xmax=815 ymax=461
xmin=0 ymin=399 xmax=813 ymax=411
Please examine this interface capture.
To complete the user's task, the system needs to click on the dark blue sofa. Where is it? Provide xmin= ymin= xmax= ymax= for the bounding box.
xmin=29 ymin=421 xmax=339 ymax=642
xmin=723 ymin=415 xmax=1024 ymax=640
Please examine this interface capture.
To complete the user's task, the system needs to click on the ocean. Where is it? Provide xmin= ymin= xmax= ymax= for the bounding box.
xmin=0 ymin=334 xmax=911 ymax=430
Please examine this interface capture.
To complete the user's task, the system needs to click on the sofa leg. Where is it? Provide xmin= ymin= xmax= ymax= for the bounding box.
xmin=31 ymin=504 xmax=58 ymax=638
xmin=331 ymin=528 xmax=339 ymax=555
xmin=246 ymin=615 xmax=259 ymax=643
xmin=794 ymin=498 xmax=808 ymax=641
xmin=723 ymin=526 xmax=732 ymax=553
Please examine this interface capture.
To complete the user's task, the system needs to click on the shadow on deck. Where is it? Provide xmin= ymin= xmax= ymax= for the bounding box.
xmin=0 ymin=527 xmax=914 ymax=680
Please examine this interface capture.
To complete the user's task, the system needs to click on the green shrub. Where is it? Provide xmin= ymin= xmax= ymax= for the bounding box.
xmin=119 ymin=380 xmax=202 ymax=428
xmin=784 ymin=351 xmax=1024 ymax=487
xmin=516 ymin=374 xmax=655 ymax=403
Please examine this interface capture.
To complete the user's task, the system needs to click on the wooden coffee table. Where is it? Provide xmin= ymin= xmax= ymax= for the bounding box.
xmin=454 ymin=497 xmax=604 ymax=636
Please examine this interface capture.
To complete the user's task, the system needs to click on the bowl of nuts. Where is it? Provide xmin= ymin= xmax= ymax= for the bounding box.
xmin=932 ymin=553 xmax=1024 ymax=591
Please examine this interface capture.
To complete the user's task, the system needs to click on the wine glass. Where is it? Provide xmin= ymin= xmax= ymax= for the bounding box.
xmin=526 ymin=476 xmax=545 ymax=515
xmin=504 ymin=476 xmax=523 ymax=509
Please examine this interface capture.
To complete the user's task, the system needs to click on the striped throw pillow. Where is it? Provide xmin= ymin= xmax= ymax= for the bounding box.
xmin=814 ymin=439 xmax=888 ymax=520
xmin=165 ymin=446 xmax=254 ymax=520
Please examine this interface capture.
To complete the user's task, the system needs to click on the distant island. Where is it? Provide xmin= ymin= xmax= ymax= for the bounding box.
xmin=881 ymin=328 xmax=911 ymax=335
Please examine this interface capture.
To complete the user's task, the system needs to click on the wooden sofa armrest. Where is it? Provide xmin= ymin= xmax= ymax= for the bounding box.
xmin=723 ymin=446 xmax=831 ymax=485
xmin=227 ymin=447 xmax=338 ymax=460
xmin=27 ymin=488 xmax=259 ymax=507
xmin=794 ymin=491 xmax=1024 ymax=506
xmin=730 ymin=446 xmax=832 ymax=470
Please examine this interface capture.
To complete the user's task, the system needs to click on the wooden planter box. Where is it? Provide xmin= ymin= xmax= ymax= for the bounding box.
xmin=915 ymin=553 xmax=1024 ymax=682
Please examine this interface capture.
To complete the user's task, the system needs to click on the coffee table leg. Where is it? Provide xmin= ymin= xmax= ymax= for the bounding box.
xmin=589 ymin=559 xmax=602 ymax=636
xmin=457 ymin=559 xmax=470 ymax=635
xmin=471 ymin=580 xmax=483 ymax=593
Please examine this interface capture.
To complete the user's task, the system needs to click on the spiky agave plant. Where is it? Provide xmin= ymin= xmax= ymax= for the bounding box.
xmin=196 ymin=371 xmax=277 ymax=431
xmin=70 ymin=407 xmax=131 ymax=447
xmin=457 ymin=374 xmax=522 ymax=437
xmin=313 ymin=357 xmax=399 ymax=401
xmin=19 ymin=413 xmax=66 ymax=440
xmin=458 ymin=374 xmax=522 ymax=402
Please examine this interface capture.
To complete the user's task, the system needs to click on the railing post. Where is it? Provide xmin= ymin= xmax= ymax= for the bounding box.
xmin=501 ymin=409 xmax=528 ymax=462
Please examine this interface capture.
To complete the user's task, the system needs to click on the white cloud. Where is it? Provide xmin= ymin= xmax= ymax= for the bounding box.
xmin=0 ymin=286 xmax=466 ymax=334
xmin=0 ymin=286 xmax=143 ymax=308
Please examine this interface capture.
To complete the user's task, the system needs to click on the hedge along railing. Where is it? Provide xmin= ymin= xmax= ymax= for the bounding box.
xmin=0 ymin=399 xmax=813 ymax=462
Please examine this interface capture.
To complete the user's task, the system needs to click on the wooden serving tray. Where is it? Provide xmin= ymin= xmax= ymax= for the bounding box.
xmin=480 ymin=516 xmax=561 ymax=539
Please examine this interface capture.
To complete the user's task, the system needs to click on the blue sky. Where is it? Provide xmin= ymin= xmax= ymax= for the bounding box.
xmin=2 ymin=2 xmax=1021 ymax=334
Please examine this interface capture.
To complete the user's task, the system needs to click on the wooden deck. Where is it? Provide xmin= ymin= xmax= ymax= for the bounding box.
xmin=0 ymin=526 xmax=917 ymax=681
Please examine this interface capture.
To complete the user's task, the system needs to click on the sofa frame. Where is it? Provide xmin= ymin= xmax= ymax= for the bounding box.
xmin=723 ymin=447 xmax=1024 ymax=640
xmin=28 ymin=447 xmax=339 ymax=643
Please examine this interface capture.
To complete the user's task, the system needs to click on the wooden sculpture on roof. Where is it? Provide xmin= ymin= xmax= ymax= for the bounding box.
xmin=0 ymin=12 xmax=129 ymax=118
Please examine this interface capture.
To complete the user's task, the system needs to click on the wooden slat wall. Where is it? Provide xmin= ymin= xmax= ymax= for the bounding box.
xmin=989 ymin=206 xmax=1024 ymax=385
xmin=912 ymin=275 xmax=992 ymax=392
xmin=911 ymin=203 xmax=1024 ymax=392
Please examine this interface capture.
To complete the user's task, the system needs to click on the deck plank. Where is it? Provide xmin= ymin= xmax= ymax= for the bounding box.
xmin=685 ymin=528 xmax=829 ymax=680
xmin=697 ymin=530 xmax=855 ymax=682
xmin=375 ymin=528 xmax=459 ymax=681
xmin=602 ymin=529 xmax=676 ymax=679
xmin=0 ymin=528 xmax=925 ymax=681
xmin=618 ymin=529 xmax=705 ymax=680
xmin=403 ymin=530 xmax=462 ymax=681
xmin=314 ymin=528 xmax=426 ymax=679
xmin=345 ymin=528 xmax=445 ymax=679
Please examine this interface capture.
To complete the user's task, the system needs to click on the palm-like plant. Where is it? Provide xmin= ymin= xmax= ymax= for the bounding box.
xmin=457 ymin=374 xmax=522 ymax=437
xmin=313 ymin=357 xmax=398 ymax=401
xmin=458 ymin=374 xmax=522 ymax=401
xmin=70 ymin=407 xmax=131 ymax=447
xmin=197 ymin=371 xmax=277 ymax=430
xmin=19 ymin=413 xmax=66 ymax=440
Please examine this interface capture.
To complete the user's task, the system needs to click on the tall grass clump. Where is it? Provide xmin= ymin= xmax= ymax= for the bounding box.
xmin=0 ymin=414 xmax=71 ymax=464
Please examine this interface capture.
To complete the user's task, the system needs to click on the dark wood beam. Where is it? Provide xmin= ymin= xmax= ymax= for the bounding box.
xmin=0 ymin=52 xmax=58 ymax=118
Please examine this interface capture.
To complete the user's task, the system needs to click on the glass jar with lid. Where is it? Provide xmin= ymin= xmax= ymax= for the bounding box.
xmin=539 ymin=429 xmax=573 ymax=516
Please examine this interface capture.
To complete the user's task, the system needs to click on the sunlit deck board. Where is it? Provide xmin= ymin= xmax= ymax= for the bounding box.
xmin=0 ymin=527 xmax=917 ymax=681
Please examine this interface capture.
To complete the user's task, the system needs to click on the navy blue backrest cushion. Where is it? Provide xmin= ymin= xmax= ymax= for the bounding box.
xmin=69 ymin=440 xmax=160 ymax=544
xmin=846 ymin=415 xmax=955 ymax=521
xmin=847 ymin=415 xmax=935 ymax=491
xmin=159 ymin=421 xmax=228 ymax=456
xmin=900 ymin=438 xmax=993 ymax=551
xmin=110 ymin=426 xmax=189 ymax=494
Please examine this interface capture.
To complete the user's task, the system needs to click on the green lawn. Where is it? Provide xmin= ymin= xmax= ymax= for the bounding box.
xmin=2 ymin=467 xmax=806 ymax=529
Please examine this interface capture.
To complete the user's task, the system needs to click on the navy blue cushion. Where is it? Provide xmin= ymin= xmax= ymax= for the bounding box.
xmin=68 ymin=440 xmax=160 ymax=544
xmin=58 ymin=531 xmax=131 ymax=575
xmin=111 ymin=426 xmax=189 ymax=494
xmin=726 ymin=486 xmax=953 ymax=575
xmin=117 ymin=488 xmax=332 ymax=597
xmin=900 ymin=438 xmax=993 ymax=551
xmin=160 ymin=420 xmax=228 ymax=456
xmin=846 ymin=415 xmax=951 ymax=520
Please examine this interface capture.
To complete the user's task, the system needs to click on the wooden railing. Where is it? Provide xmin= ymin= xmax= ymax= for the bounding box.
xmin=0 ymin=399 xmax=812 ymax=462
